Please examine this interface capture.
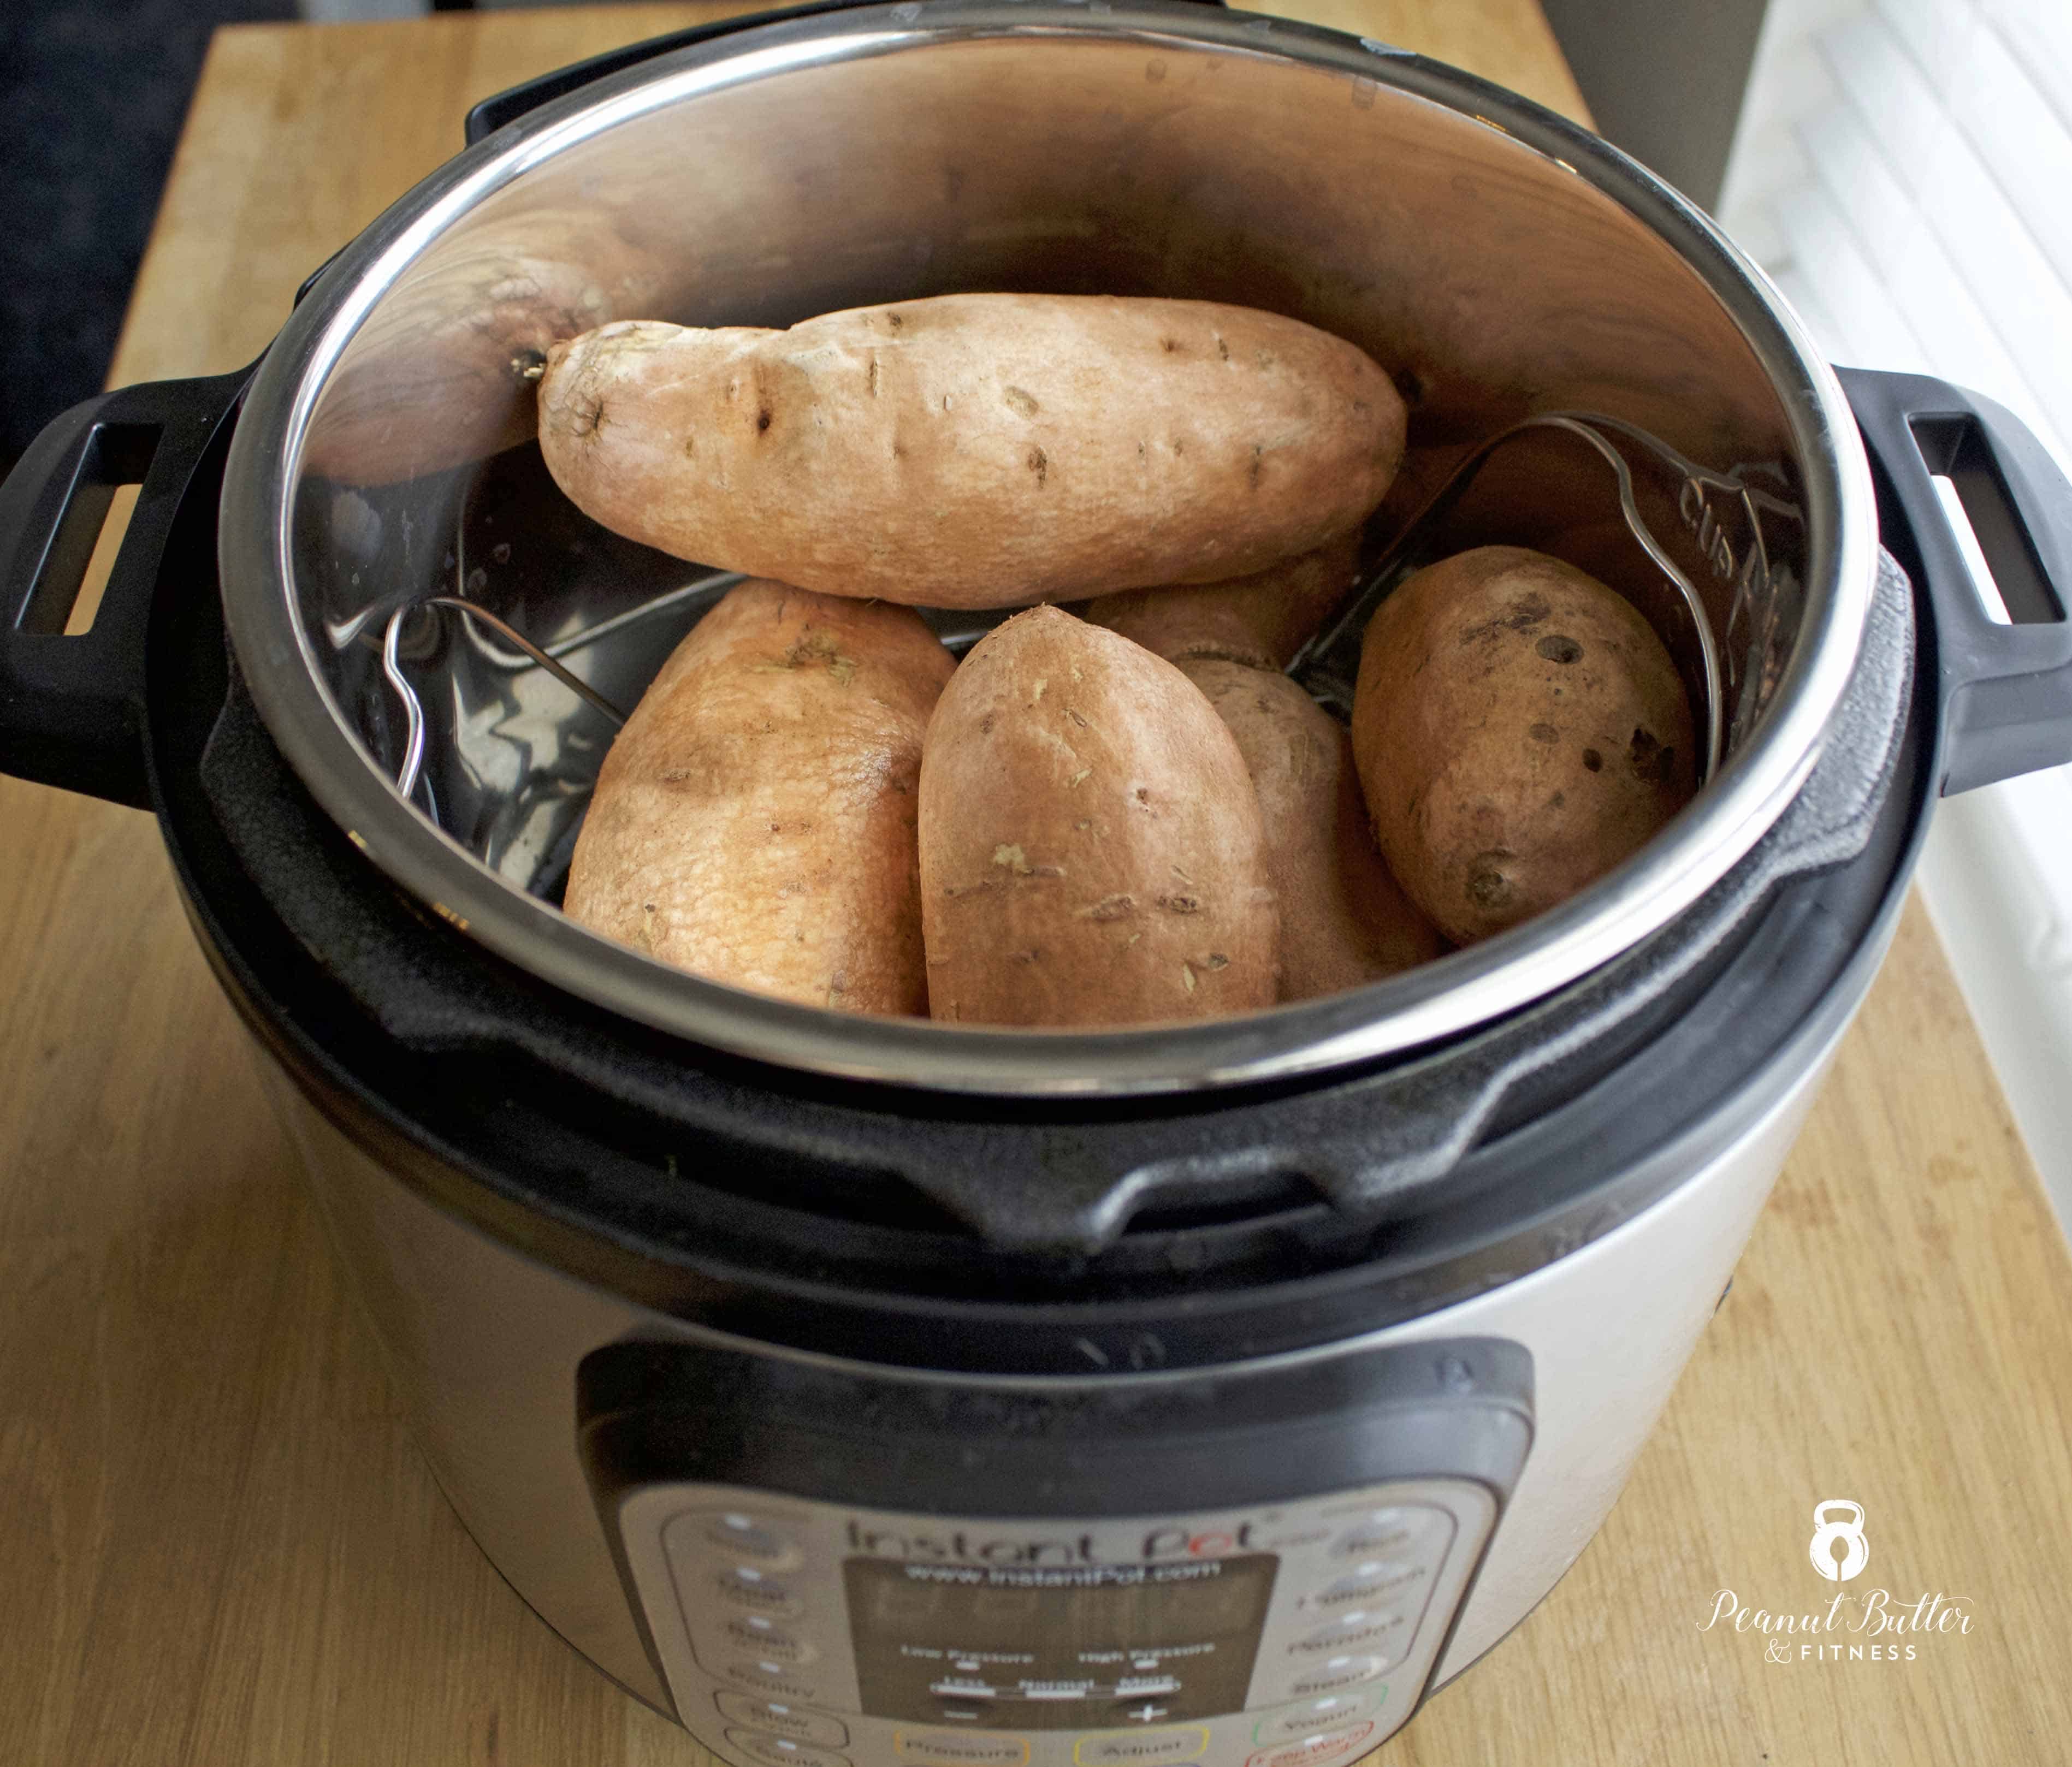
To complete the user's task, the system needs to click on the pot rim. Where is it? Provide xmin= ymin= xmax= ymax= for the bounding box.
xmin=217 ymin=0 xmax=1878 ymax=1098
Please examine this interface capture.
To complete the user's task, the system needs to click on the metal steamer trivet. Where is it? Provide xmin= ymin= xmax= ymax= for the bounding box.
xmin=377 ymin=411 xmax=1802 ymax=820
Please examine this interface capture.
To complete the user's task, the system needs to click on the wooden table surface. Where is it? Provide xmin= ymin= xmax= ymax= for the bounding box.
xmin=3 ymin=5 xmax=2069 ymax=1764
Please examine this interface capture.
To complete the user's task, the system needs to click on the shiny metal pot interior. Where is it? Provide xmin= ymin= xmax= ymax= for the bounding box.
xmin=218 ymin=0 xmax=1877 ymax=1094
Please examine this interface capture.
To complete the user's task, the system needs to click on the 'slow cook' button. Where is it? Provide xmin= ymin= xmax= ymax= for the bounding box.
xmin=723 ymin=1727 xmax=850 ymax=1767
xmin=1071 ymin=1726 xmax=1211 ymax=1767
xmin=1284 ymin=1655 xmax=1387 ymax=1699
xmin=893 ymin=1729 xmax=1032 ymax=1766
xmin=714 ymin=1693 xmax=849 ymax=1748
xmin=1243 ymin=1722 xmax=1375 ymax=1767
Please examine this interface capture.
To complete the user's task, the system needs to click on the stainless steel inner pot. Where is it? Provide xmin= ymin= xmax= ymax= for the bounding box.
xmin=218 ymin=0 xmax=1877 ymax=1095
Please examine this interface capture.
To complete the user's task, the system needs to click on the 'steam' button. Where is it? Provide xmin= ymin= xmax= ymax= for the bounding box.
xmin=1283 ymin=1654 xmax=1388 ymax=1699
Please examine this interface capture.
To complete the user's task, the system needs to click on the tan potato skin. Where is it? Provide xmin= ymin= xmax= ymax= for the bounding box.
xmin=1074 ymin=529 xmax=1362 ymax=671
xmin=563 ymin=579 xmax=955 ymax=1014
xmin=1352 ymin=547 xmax=1697 ymax=945
xmin=1180 ymin=660 xmax=1446 ymax=1000
xmin=919 ymin=608 xmax=1277 ymax=1025
xmin=536 ymin=295 xmax=1406 ymax=609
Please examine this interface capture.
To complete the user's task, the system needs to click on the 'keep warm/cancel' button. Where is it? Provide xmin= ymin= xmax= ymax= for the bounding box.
xmin=1071 ymin=1727 xmax=1212 ymax=1767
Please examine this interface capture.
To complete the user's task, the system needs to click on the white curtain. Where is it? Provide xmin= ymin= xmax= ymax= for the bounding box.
xmin=1717 ymin=0 xmax=2072 ymax=1240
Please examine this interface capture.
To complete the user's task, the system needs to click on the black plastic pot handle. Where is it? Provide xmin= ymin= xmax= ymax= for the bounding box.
xmin=1839 ymin=366 xmax=2072 ymax=797
xmin=0 ymin=371 xmax=247 ymax=809
xmin=463 ymin=0 xmax=1226 ymax=144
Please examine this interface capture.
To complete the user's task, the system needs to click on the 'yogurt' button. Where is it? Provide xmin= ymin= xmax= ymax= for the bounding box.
xmin=714 ymin=1693 xmax=849 ymax=1748
xmin=724 ymin=1727 xmax=850 ymax=1767
xmin=1244 ymin=1721 xmax=1375 ymax=1767
xmin=1283 ymin=1655 xmax=1388 ymax=1699
xmin=1252 ymin=1694 xmax=1374 ymax=1744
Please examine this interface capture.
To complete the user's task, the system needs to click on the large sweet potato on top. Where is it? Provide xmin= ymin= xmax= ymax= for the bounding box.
xmin=537 ymin=294 xmax=1405 ymax=609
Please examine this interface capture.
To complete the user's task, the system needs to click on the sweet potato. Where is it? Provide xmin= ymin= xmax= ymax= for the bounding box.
xmin=536 ymin=294 xmax=1405 ymax=609
xmin=1351 ymin=546 xmax=1696 ymax=945
xmin=1180 ymin=660 xmax=1446 ymax=998
xmin=303 ymin=208 xmax=662 ymax=485
xmin=1075 ymin=529 xmax=1362 ymax=671
xmin=564 ymin=579 xmax=954 ymax=1013
xmin=919 ymin=607 xmax=1277 ymax=1025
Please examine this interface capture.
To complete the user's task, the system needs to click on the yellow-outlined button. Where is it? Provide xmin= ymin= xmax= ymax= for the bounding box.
xmin=1071 ymin=1725 xmax=1212 ymax=1767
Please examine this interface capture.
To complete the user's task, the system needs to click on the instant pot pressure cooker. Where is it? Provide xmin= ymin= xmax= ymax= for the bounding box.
xmin=6 ymin=4 xmax=2072 ymax=1760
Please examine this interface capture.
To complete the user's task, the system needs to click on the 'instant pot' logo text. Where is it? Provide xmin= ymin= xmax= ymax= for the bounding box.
xmin=845 ymin=1521 xmax=1254 ymax=1566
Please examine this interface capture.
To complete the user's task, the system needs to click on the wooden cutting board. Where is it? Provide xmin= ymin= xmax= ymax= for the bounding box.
xmin=1 ymin=5 xmax=2067 ymax=1765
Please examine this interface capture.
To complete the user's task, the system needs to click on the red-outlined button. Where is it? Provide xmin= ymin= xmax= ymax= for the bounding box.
xmin=1243 ymin=1721 xmax=1376 ymax=1767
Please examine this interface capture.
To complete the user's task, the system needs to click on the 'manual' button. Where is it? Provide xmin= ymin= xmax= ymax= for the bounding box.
xmin=1283 ymin=1655 xmax=1387 ymax=1699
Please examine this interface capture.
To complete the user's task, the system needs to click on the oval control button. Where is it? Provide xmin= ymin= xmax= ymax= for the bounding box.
xmin=689 ymin=1511 xmax=806 ymax=1571
xmin=1310 ymin=1560 xmax=1424 ymax=1609
xmin=1244 ymin=1721 xmax=1375 ymax=1767
xmin=724 ymin=1727 xmax=850 ymax=1767
xmin=1284 ymin=1655 xmax=1387 ymax=1699
xmin=1288 ymin=1609 xmax=1410 ymax=1657
xmin=1328 ymin=1507 xmax=1445 ymax=1562
xmin=719 ymin=1658 xmax=821 ymax=1704
xmin=1252 ymin=1695 xmax=1372 ymax=1744
xmin=717 ymin=1568 xmax=806 ymax=1618
xmin=715 ymin=1693 xmax=849 ymax=1748
xmin=722 ymin=1617 xmax=818 ymax=1663
xmin=1071 ymin=1726 xmax=1211 ymax=1766
xmin=893 ymin=1729 xmax=1031 ymax=1766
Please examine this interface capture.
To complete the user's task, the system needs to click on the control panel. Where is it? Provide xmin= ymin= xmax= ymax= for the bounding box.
xmin=617 ymin=1478 xmax=1497 ymax=1767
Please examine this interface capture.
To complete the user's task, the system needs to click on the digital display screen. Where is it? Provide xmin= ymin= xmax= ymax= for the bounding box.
xmin=843 ymin=1555 xmax=1278 ymax=1727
